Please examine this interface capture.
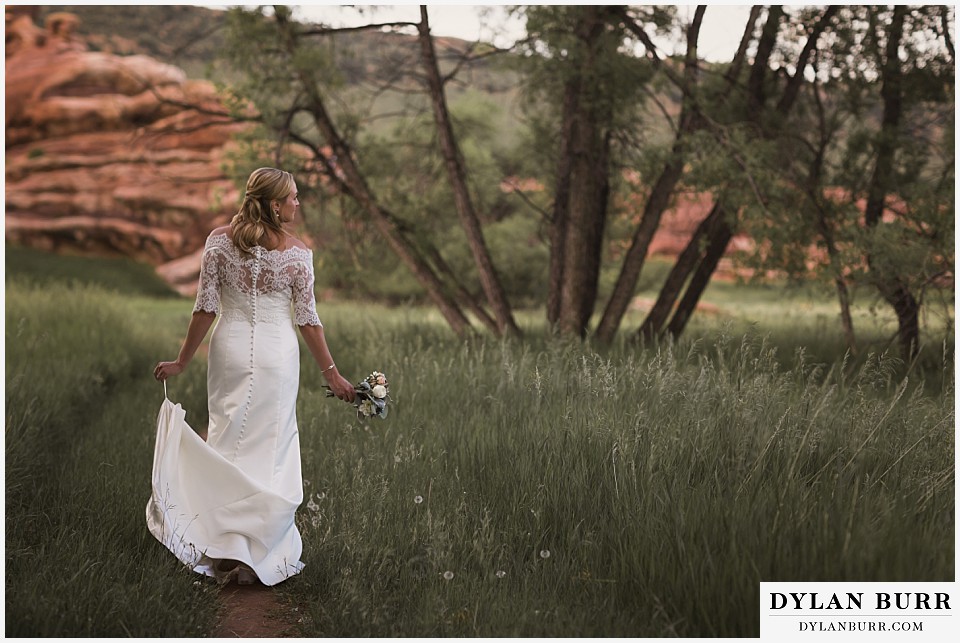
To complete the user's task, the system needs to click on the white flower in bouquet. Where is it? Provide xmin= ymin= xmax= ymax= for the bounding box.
xmin=358 ymin=399 xmax=375 ymax=417
xmin=371 ymin=384 xmax=387 ymax=399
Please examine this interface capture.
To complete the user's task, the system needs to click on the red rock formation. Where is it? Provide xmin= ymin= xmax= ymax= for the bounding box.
xmin=5 ymin=11 xmax=246 ymax=295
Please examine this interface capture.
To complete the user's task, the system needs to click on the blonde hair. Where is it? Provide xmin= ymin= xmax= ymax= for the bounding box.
xmin=230 ymin=167 xmax=295 ymax=253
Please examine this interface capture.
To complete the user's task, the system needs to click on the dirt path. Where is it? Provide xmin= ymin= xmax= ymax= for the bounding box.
xmin=214 ymin=584 xmax=299 ymax=638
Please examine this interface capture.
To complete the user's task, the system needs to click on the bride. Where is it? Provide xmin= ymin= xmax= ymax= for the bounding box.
xmin=149 ymin=167 xmax=356 ymax=586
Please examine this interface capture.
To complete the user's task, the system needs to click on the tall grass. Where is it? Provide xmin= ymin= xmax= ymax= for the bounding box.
xmin=5 ymin=280 xmax=218 ymax=637
xmin=283 ymin=307 xmax=954 ymax=637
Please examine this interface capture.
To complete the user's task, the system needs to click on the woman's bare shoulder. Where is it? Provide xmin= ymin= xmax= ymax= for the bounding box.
xmin=286 ymin=235 xmax=310 ymax=251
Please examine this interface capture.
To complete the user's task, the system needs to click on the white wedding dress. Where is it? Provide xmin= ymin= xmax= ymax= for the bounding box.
xmin=146 ymin=231 xmax=322 ymax=586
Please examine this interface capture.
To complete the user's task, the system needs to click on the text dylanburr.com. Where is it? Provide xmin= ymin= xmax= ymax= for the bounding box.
xmin=760 ymin=582 xmax=956 ymax=641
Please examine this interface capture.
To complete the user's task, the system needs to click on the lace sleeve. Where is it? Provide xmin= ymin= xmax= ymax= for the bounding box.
xmin=291 ymin=255 xmax=322 ymax=327
xmin=192 ymin=238 xmax=222 ymax=314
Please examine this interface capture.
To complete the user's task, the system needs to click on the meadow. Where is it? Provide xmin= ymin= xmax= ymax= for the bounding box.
xmin=4 ymin=247 xmax=954 ymax=637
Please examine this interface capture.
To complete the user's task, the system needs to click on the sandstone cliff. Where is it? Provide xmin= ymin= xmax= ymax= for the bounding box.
xmin=5 ymin=9 xmax=246 ymax=295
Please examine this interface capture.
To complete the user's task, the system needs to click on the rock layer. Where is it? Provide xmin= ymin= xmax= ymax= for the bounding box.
xmin=5 ymin=9 xmax=245 ymax=295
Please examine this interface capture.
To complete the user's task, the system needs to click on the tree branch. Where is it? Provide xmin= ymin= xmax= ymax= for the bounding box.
xmin=138 ymin=117 xmax=241 ymax=143
xmin=170 ymin=21 xmax=225 ymax=59
xmin=941 ymin=5 xmax=955 ymax=64
xmin=439 ymin=43 xmax=517 ymax=85
xmin=136 ymin=77 xmax=254 ymax=121
xmin=503 ymin=181 xmax=552 ymax=221
xmin=614 ymin=7 xmax=686 ymax=90
xmin=285 ymin=130 xmax=355 ymax=198
xmin=776 ymin=6 xmax=839 ymax=116
xmin=746 ymin=5 xmax=784 ymax=121
xmin=724 ymin=5 xmax=762 ymax=89
xmin=436 ymin=39 xmax=481 ymax=85
xmin=640 ymin=83 xmax=677 ymax=134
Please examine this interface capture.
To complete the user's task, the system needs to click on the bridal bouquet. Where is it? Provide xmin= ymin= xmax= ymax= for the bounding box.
xmin=327 ymin=370 xmax=390 ymax=420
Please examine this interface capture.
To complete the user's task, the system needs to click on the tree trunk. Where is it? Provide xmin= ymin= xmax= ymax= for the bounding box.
xmin=639 ymin=202 xmax=725 ymax=340
xmin=667 ymin=218 xmax=733 ymax=338
xmin=546 ymin=80 xmax=579 ymax=329
xmin=863 ymin=5 xmax=919 ymax=360
xmin=558 ymin=123 xmax=611 ymax=336
xmin=557 ymin=117 xmax=610 ymax=337
xmin=274 ymin=10 xmax=474 ymax=338
xmin=941 ymin=5 xmax=955 ymax=65
xmin=638 ymin=6 xmax=836 ymax=342
xmin=594 ymin=152 xmax=685 ymax=342
xmin=775 ymin=6 xmax=837 ymax=117
xmin=885 ymin=283 xmax=921 ymax=359
xmin=553 ymin=6 xmax=614 ymax=337
xmin=746 ymin=6 xmax=783 ymax=122
xmin=723 ymin=6 xmax=762 ymax=91
xmin=423 ymin=241 xmax=499 ymax=333
xmin=812 ymin=194 xmax=859 ymax=357
xmin=417 ymin=7 xmax=521 ymax=337
xmin=638 ymin=6 xmax=780 ymax=342
xmin=595 ymin=7 xmax=705 ymax=344
xmin=808 ymin=72 xmax=858 ymax=356
xmin=639 ymin=5 xmax=783 ymax=338
xmin=559 ymin=132 xmax=611 ymax=337
xmin=834 ymin=277 xmax=858 ymax=356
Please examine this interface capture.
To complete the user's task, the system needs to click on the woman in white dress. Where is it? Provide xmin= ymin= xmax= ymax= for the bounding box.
xmin=149 ymin=167 xmax=355 ymax=586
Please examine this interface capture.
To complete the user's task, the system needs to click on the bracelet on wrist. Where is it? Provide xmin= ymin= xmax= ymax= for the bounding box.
xmin=322 ymin=363 xmax=336 ymax=373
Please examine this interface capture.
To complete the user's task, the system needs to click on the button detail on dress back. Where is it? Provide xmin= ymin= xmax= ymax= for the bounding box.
xmin=233 ymin=244 xmax=263 ymax=460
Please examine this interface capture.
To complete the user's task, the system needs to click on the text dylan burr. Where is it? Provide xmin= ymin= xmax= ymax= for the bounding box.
xmin=770 ymin=592 xmax=951 ymax=611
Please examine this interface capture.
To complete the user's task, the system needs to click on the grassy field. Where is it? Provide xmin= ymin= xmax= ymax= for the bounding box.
xmin=4 ymin=247 xmax=954 ymax=637
xmin=4 ymin=244 xmax=180 ymax=298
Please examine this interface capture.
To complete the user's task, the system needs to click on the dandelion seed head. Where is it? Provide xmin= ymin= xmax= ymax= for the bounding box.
xmin=496 ymin=570 xmax=506 ymax=578
xmin=414 ymin=495 xmax=424 ymax=504
xmin=443 ymin=570 xmax=454 ymax=580
xmin=395 ymin=455 xmax=401 ymax=463
xmin=539 ymin=549 xmax=551 ymax=559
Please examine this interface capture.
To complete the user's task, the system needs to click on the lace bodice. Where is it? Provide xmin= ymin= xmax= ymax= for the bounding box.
xmin=192 ymin=232 xmax=322 ymax=326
